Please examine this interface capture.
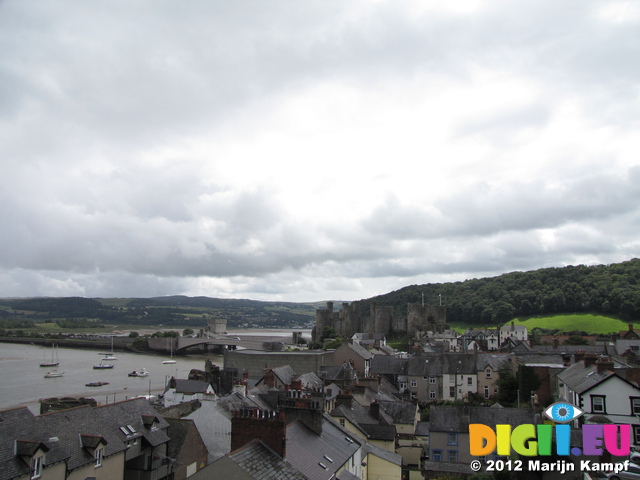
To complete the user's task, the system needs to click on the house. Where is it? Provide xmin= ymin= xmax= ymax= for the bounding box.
xmin=330 ymin=396 xmax=397 ymax=452
xmin=499 ymin=322 xmax=528 ymax=345
xmin=360 ymin=443 xmax=402 ymax=480
xmin=425 ymin=405 xmax=535 ymax=475
xmin=164 ymin=418 xmax=209 ymax=480
xmin=462 ymin=328 xmax=499 ymax=351
xmin=556 ymin=354 xmax=640 ymax=445
xmin=352 ymin=332 xmax=387 ymax=350
xmin=0 ymin=398 xmax=172 ymax=480
xmin=332 ymin=342 xmax=374 ymax=378
xmin=475 ymin=353 xmax=510 ymax=401
xmin=163 ymin=378 xmax=215 ymax=407
xmin=256 ymin=365 xmax=297 ymax=390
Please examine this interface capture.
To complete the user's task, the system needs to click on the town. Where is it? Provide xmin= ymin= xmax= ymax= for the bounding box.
xmin=2 ymin=300 xmax=640 ymax=480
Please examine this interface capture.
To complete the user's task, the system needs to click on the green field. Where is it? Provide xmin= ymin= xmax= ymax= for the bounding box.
xmin=506 ymin=314 xmax=637 ymax=335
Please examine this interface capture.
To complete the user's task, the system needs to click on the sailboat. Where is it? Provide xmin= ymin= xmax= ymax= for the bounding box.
xmin=40 ymin=344 xmax=60 ymax=367
xmin=101 ymin=337 xmax=118 ymax=361
xmin=162 ymin=339 xmax=177 ymax=364
xmin=44 ymin=369 xmax=64 ymax=378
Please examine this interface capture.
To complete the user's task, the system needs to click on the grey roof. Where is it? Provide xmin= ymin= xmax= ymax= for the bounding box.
xmin=407 ymin=355 xmax=442 ymax=377
xmin=359 ymin=424 xmax=396 ymax=441
xmin=378 ymin=401 xmax=417 ymax=426
xmin=285 ymin=415 xmax=361 ymax=480
xmin=370 ymin=356 xmax=407 ymax=375
xmin=475 ymin=353 xmax=510 ymax=371
xmin=0 ymin=398 xmax=166 ymax=480
xmin=415 ymin=421 xmax=429 ymax=436
xmin=230 ymin=439 xmax=306 ymax=480
xmin=93 ymin=398 xmax=170 ymax=449
xmin=361 ymin=442 xmax=402 ymax=466
xmin=191 ymin=455 xmax=254 ymax=480
xmin=555 ymin=361 xmax=617 ymax=394
xmin=331 ymin=402 xmax=381 ymax=428
xmin=297 ymin=372 xmax=323 ymax=390
xmin=174 ymin=379 xmax=211 ymax=394
xmin=0 ymin=407 xmax=41 ymax=479
xmin=428 ymin=406 xmax=535 ymax=432
xmin=337 ymin=470 xmax=361 ymax=480
xmin=272 ymin=365 xmax=297 ymax=385
xmin=346 ymin=342 xmax=374 ymax=360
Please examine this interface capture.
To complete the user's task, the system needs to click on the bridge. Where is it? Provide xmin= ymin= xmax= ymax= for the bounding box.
xmin=147 ymin=334 xmax=296 ymax=355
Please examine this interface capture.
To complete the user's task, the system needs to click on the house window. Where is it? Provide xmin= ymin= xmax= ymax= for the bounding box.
xmin=591 ymin=395 xmax=606 ymax=414
xmin=448 ymin=450 xmax=458 ymax=462
xmin=449 ymin=386 xmax=455 ymax=397
xmin=31 ymin=456 xmax=43 ymax=479
xmin=339 ymin=418 xmax=345 ymax=427
xmin=429 ymin=376 xmax=436 ymax=384
xmin=432 ymin=450 xmax=442 ymax=462
xmin=95 ymin=448 xmax=103 ymax=467
xmin=429 ymin=390 xmax=436 ymax=399
xmin=634 ymin=426 xmax=640 ymax=445
xmin=631 ymin=398 xmax=640 ymax=415
xmin=399 ymin=382 xmax=407 ymax=391
xmin=447 ymin=433 xmax=458 ymax=445
xmin=484 ymin=386 xmax=490 ymax=399
xmin=449 ymin=374 xmax=455 ymax=383
xmin=486 ymin=368 xmax=492 ymax=378
xmin=411 ymin=380 xmax=418 ymax=388
xmin=467 ymin=377 xmax=472 ymax=385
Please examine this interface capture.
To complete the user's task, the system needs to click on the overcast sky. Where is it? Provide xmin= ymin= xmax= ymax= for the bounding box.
xmin=1 ymin=0 xmax=639 ymax=302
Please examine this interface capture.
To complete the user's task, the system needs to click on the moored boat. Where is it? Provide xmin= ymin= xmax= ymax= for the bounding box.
xmin=93 ymin=362 xmax=114 ymax=369
xmin=85 ymin=382 xmax=109 ymax=387
xmin=44 ymin=370 xmax=64 ymax=378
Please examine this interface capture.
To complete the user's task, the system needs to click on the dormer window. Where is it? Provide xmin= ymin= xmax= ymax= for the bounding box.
xmin=31 ymin=456 xmax=43 ymax=479
xmin=95 ymin=447 xmax=103 ymax=467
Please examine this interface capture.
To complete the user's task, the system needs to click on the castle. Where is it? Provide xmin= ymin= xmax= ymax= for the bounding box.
xmin=313 ymin=300 xmax=448 ymax=340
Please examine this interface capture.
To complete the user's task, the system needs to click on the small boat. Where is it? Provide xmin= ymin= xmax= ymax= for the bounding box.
xmin=93 ymin=362 xmax=114 ymax=369
xmin=101 ymin=354 xmax=118 ymax=361
xmin=128 ymin=368 xmax=149 ymax=377
xmin=162 ymin=359 xmax=177 ymax=364
xmin=40 ymin=344 xmax=60 ymax=367
xmin=86 ymin=382 xmax=109 ymax=387
xmin=44 ymin=370 xmax=64 ymax=378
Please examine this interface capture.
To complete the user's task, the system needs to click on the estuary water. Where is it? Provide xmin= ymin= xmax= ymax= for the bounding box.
xmin=0 ymin=342 xmax=220 ymax=413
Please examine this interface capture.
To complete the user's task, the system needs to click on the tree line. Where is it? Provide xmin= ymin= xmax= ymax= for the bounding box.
xmin=360 ymin=258 xmax=640 ymax=325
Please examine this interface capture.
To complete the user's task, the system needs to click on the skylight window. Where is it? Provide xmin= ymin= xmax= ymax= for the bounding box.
xmin=324 ymin=455 xmax=334 ymax=463
xmin=318 ymin=462 xmax=328 ymax=469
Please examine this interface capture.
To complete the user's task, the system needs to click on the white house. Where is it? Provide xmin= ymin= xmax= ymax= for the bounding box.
xmin=163 ymin=379 xmax=215 ymax=407
xmin=556 ymin=355 xmax=640 ymax=446
xmin=500 ymin=322 xmax=528 ymax=345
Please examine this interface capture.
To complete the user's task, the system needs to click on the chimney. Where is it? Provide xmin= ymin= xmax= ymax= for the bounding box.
xmin=553 ymin=337 xmax=559 ymax=349
xmin=281 ymin=397 xmax=324 ymax=436
xmin=630 ymin=324 xmax=634 ymax=332
xmin=583 ymin=353 xmax=598 ymax=368
xmin=231 ymin=409 xmax=287 ymax=458
xmin=369 ymin=401 xmax=380 ymax=420
xmin=596 ymin=356 xmax=614 ymax=374
xmin=574 ymin=351 xmax=586 ymax=363
xmin=263 ymin=369 xmax=276 ymax=388
xmin=336 ymin=391 xmax=353 ymax=408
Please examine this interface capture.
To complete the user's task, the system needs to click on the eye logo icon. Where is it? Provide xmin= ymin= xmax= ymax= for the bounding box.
xmin=544 ymin=402 xmax=584 ymax=423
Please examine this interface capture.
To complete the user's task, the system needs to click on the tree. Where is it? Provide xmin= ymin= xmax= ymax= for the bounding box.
xmin=183 ymin=328 xmax=194 ymax=336
xmin=128 ymin=331 xmax=139 ymax=338
xmin=563 ymin=335 xmax=588 ymax=345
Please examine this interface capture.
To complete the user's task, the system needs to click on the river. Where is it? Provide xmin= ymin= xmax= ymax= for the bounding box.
xmin=0 ymin=329 xmax=311 ymax=414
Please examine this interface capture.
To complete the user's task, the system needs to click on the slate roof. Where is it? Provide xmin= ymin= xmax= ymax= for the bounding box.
xmin=165 ymin=417 xmax=206 ymax=463
xmin=229 ymin=439 xmax=306 ymax=480
xmin=272 ymin=365 xmax=297 ymax=385
xmin=173 ymin=379 xmax=211 ymax=394
xmin=475 ymin=353 xmax=510 ymax=371
xmin=297 ymin=372 xmax=324 ymax=390
xmin=370 ymin=356 xmax=407 ymax=376
xmin=93 ymin=398 xmax=170 ymax=449
xmin=361 ymin=442 xmax=402 ymax=466
xmin=285 ymin=415 xmax=361 ymax=480
xmin=428 ymin=406 xmax=535 ymax=432
xmin=359 ymin=424 xmax=396 ymax=441
xmin=555 ymin=360 xmax=616 ymax=394
xmin=345 ymin=342 xmax=374 ymax=360
xmin=0 ymin=408 xmax=40 ymax=480
xmin=378 ymin=401 xmax=417 ymax=426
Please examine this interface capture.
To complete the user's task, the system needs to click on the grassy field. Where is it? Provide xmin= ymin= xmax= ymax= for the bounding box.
xmin=506 ymin=314 xmax=637 ymax=335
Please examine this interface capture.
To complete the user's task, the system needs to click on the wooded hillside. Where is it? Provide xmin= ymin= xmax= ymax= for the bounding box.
xmin=360 ymin=258 xmax=640 ymax=325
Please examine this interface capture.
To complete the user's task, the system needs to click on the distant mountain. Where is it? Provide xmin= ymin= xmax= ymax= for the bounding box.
xmin=358 ymin=258 xmax=640 ymax=326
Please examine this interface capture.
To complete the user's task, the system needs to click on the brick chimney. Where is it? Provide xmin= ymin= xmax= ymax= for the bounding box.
xmin=583 ymin=353 xmax=598 ymax=368
xmin=263 ymin=369 xmax=276 ymax=388
xmin=596 ymin=356 xmax=614 ymax=374
xmin=231 ymin=409 xmax=287 ymax=458
xmin=574 ymin=351 xmax=586 ymax=363
xmin=336 ymin=390 xmax=353 ymax=408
